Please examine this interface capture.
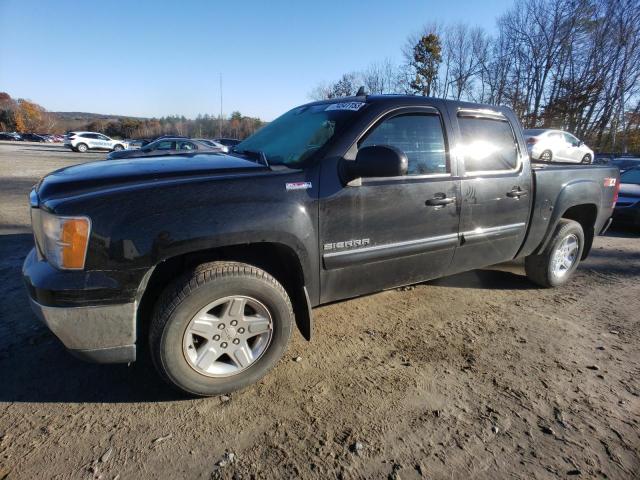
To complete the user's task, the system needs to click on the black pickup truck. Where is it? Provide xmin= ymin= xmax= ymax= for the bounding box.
xmin=23 ymin=95 xmax=620 ymax=396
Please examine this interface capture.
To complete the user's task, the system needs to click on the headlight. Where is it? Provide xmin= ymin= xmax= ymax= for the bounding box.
xmin=40 ymin=211 xmax=91 ymax=270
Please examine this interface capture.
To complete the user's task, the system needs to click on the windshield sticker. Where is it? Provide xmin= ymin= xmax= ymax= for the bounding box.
xmin=325 ymin=102 xmax=365 ymax=112
xmin=286 ymin=182 xmax=312 ymax=191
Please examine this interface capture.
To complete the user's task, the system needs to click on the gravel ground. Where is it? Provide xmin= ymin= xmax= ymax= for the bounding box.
xmin=0 ymin=142 xmax=638 ymax=479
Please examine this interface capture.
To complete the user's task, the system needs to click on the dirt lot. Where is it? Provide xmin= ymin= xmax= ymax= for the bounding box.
xmin=0 ymin=142 xmax=638 ymax=479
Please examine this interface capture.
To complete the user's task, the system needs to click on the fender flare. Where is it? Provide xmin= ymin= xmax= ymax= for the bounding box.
xmin=534 ymin=179 xmax=600 ymax=255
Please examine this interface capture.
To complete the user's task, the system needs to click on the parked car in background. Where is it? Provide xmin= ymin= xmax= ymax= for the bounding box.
xmin=51 ymin=134 xmax=64 ymax=143
xmin=65 ymin=132 xmax=128 ymax=153
xmin=612 ymin=167 xmax=640 ymax=228
xmin=126 ymin=139 xmax=148 ymax=150
xmin=610 ymin=157 xmax=640 ymax=173
xmin=21 ymin=133 xmax=48 ymax=143
xmin=593 ymin=154 xmax=612 ymax=165
xmin=524 ymin=129 xmax=594 ymax=164
xmin=0 ymin=132 xmax=22 ymax=141
xmin=193 ymin=138 xmax=228 ymax=152
xmin=106 ymin=138 xmax=222 ymax=159
xmin=214 ymin=138 xmax=241 ymax=149
xmin=153 ymin=135 xmax=189 ymax=142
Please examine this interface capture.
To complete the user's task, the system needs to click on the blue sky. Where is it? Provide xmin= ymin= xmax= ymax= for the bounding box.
xmin=0 ymin=0 xmax=512 ymax=120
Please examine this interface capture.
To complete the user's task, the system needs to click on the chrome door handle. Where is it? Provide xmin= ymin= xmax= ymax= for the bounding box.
xmin=426 ymin=196 xmax=455 ymax=206
xmin=507 ymin=187 xmax=528 ymax=198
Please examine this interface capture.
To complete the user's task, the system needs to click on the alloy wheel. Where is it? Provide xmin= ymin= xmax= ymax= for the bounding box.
xmin=551 ymin=234 xmax=579 ymax=278
xmin=182 ymin=295 xmax=274 ymax=377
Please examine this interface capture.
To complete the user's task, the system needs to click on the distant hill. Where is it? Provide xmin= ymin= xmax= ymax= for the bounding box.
xmin=52 ymin=112 xmax=149 ymax=121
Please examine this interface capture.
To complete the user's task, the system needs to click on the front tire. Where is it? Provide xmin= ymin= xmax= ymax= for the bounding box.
xmin=76 ymin=143 xmax=88 ymax=153
xmin=113 ymin=144 xmax=124 ymax=151
xmin=581 ymin=154 xmax=591 ymax=164
xmin=525 ymin=219 xmax=584 ymax=288
xmin=149 ymin=262 xmax=294 ymax=396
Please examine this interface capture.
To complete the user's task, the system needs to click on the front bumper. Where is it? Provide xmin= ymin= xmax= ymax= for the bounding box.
xmin=23 ymin=249 xmax=137 ymax=363
xmin=28 ymin=297 xmax=136 ymax=363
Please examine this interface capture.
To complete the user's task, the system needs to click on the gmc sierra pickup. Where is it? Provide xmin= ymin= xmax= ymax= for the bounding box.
xmin=23 ymin=95 xmax=620 ymax=396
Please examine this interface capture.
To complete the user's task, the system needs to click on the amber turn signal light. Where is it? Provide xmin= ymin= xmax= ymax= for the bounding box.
xmin=40 ymin=212 xmax=91 ymax=270
xmin=60 ymin=218 xmax=90 ymax=269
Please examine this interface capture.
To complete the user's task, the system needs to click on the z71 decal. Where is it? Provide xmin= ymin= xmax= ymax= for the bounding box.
xmin=604 ymin=178 xmax=617 ymax=187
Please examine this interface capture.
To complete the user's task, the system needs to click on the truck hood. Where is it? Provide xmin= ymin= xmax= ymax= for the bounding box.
xmin=35 ymin=153 xmax=269 ymax=202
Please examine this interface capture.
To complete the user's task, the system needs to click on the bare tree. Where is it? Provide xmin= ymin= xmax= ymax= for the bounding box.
xmin=442 ymin=24 xmax=488 ymax=100
xmin=307 ymin=0 xmax=640 ymax=152
xmin=360 ymin=58 xmax=402 ymax=94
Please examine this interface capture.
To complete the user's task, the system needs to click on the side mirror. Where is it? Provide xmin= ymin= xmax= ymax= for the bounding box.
xmin=351 ymin=145 xmax=408 ymax=179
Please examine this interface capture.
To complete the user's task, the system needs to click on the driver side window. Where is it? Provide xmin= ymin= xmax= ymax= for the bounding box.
xmin=359 ymin=113 xmax=448 ymax=175
xmin=564 ymin=133 xmax=579 ymax=146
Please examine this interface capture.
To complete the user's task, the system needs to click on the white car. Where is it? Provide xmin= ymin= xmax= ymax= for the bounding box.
xmin=524 ymin=129 xmax=594 ymax=164
xmin=193 ymin=138 xmax=229 ymax=152
xmin=64 ymin=131 xmax=128 ymax=153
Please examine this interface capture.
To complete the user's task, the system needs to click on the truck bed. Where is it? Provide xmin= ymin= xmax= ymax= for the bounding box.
xmin=518 ymin=163 xmax=619 ymax=259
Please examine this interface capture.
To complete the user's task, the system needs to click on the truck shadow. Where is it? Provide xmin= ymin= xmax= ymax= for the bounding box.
xmin=429 ymin=266 xmax=536 ymax=290
xmin=605 ymin=225 xmax=640 ymax=238
xmin=0 ymin=233 xmax=185 ymax=403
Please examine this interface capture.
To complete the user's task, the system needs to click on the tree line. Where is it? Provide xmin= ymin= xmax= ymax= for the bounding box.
xmin=310 ymin=0 xmax=640 ymax=153
xmin=0 ymin=92 xmax=57 ymax=134
xmin=0 ymin=92 xmax=264 ymax=140
xmin=83 ymin=111 xmax=265 ymax=140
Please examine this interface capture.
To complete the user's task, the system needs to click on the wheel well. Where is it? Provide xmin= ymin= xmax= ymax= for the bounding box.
xmin=136 ymin=242 xmax=310 ymax=344
xmin=561 ymin=204 xmax=597 ymax=259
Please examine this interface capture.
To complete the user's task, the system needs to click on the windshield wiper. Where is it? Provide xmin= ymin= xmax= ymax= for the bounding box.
xmin=231 ymin=148 xmax=270 ymax=169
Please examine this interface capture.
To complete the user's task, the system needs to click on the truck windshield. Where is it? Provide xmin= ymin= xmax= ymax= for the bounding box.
xmin=233 ymin=102 xmax=365 ymax=167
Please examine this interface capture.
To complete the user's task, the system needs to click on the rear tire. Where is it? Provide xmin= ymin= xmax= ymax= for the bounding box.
xmin=540 ymin=150 xmax=553 ymax=162
xmin=149 ymin=261 xmax=294 ymax=396
xmin=76 ymin=143 xmax=88 ymax=153
xmin=525 ymin=219 xmax=584 ymax=288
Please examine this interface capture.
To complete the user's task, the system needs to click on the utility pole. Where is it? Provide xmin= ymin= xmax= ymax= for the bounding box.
xmin=219 ymin=73 xmax=223 ymax=138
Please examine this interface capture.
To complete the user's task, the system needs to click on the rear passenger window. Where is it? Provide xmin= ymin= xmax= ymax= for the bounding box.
xmin=360 ymin=113 xmax=447 ymax=175
xmin=458 ymin=116 xmax=519 ymax=172
xmin=156 ymin=141 xmax=175 ymax=150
